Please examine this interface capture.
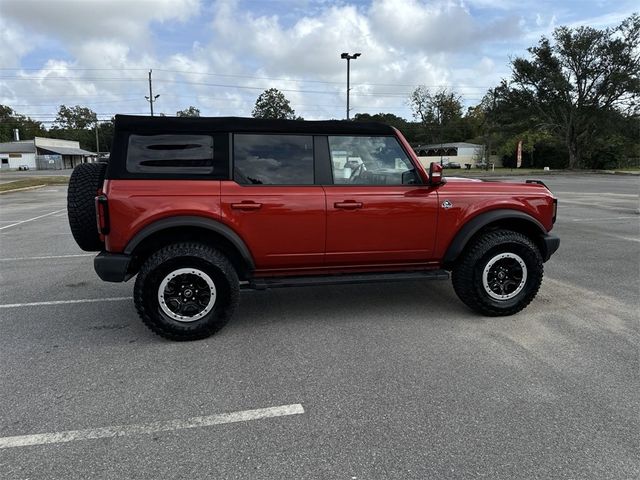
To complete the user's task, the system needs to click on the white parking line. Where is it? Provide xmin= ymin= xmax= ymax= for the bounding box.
xmin=570 ymin=216 xmax=638 ymax=222
xmin=0 ymin=404 xmax=305 ymax=449
xmin=556 ymin=192 xmax=638 ymax=198
xmin=600 ymin=232 xmax=640 ymax=243
xmin=559 ymin=200 xmax=636 ymax=212
xmin=0 ymin=209 xmax=66 ymax=231
xmin=0 ymin=297 xmax=132 ymax=309
xmin=0 ymin=254 xmax=94 ymax=262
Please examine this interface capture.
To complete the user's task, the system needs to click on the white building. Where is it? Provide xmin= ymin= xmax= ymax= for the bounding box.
xmin=0 ymin=140 xmax=36 ymax=169
xmin=414 ymin=142 xmax=502 ymax=168
xmin=0 ymin=137 xmax=94 ymax=170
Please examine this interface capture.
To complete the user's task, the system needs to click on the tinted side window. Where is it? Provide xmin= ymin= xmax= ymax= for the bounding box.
xmin=234 ymin=134 xmax=314 ymax=185
xmin=328 ymin=136 xmax=416 ymax=185
xmin=127 ymin=134 xmax=215 ymax=174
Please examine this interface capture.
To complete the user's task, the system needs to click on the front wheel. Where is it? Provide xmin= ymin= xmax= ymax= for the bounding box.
xmin=134 ymin=243 xmax=239 ymax=341
xmin=451 ymin=230 xmax=544 ymax=316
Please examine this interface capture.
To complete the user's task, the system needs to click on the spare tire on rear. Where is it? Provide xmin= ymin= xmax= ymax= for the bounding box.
xmin=67 ymin=162 xmax=108 ymax=251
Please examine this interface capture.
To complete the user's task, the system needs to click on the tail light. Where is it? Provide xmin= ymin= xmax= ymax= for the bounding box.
xmin=95 ymin=194 xmax=110 ymax=235
xmin=552 ymin=198 xmax=558 ymax=224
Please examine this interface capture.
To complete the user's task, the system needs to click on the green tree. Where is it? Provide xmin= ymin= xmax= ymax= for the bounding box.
xmin=176 ymin=106 xmax=200 ymax=117
xmin=409 ymin=87 xmax=464 ymax=144
xmin=506 ymin=14 xmax=640 ymax=168
xmin=409 ymin=87 xmax=463 ymax=126
xmin=0 ymin=105 xmax=46 ymax=143
xmin=252 ymin=88 xmax=297 ymax=119
xmin=54 ymin=105 xmax=97 ymax=130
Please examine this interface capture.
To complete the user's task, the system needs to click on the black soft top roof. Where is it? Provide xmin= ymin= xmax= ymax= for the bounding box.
xmin=114 ymin=114 xmax=395 ymax=136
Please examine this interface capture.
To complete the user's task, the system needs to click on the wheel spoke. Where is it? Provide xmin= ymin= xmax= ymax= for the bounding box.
xmin=482 ymin=253 xmax=528 ymax=301
xmin=158 ymin=269 xmax=217 ymax=322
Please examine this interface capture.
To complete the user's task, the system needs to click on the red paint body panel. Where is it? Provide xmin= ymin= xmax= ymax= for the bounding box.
xmin=324 ymin=185 xmax=439 ymax=264
xmin=432 ymin=179 xmax=555 ymax=260
xmin=104 ymin=180 xmax=222 ymax=252
xmin=220 ymin=181 xmax=326 ymax=269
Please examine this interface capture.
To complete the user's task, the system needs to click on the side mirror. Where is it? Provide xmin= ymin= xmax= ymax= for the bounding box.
xmin=429 ymin=162 xmax=444 ymax=186
xmin=402 ymin=169 xmax=419 ymax=185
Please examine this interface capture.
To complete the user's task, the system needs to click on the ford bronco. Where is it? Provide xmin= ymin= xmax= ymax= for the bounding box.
xmin=67 ymin=115 xmax=559 ymax=340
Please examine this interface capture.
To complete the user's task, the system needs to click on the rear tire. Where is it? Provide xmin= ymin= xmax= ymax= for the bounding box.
xmin=452 ymin=230 xmax=543 ymax=316
xmin=134 ymin=243 xmax=239 ymax=341
xmin=67 ymin=162 xmax=107 ymax=251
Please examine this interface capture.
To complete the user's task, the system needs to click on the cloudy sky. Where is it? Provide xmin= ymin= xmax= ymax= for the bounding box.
xmin=0 ymin=0 xmax=636 ymax=123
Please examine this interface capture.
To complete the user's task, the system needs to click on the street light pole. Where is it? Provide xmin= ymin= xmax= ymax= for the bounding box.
xmin=340 ymin=52 xmax=360 ymax=120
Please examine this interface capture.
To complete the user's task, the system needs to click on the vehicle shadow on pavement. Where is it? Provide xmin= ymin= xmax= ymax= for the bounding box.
xmin=232 ymin=280 xmax=478 ymax=329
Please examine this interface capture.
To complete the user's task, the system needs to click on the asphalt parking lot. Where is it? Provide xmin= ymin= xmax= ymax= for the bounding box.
xmin=0 ymin=174 xmax=638 ymax=479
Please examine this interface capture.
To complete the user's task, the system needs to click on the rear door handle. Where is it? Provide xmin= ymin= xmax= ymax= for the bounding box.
xmin=231 ymin=202 xmax=262 ymax=210
xmin=334 ymin=201 xmax=363 ymax=210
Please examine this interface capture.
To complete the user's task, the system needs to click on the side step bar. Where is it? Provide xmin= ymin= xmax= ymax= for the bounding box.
xmin=245 ymin=270 xmax=449 ymax=290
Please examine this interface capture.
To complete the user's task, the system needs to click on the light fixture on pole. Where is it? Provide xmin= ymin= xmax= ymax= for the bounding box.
xmin=340 ymin=52 xmax=360 ymax=120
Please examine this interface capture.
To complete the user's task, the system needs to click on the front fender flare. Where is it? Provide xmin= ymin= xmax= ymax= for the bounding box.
xmin=442 ymin=209 xmax=546 ymax=264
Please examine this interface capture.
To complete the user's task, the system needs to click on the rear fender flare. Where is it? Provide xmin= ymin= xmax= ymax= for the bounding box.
xmin=124 ymin=216 xmax=255 ymax=271
xmin=443 ymin=209 xmax=546 ymax=264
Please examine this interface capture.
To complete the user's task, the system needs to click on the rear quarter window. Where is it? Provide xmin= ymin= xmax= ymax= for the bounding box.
xmin=127 ymin=134 xmax=215 ymax=175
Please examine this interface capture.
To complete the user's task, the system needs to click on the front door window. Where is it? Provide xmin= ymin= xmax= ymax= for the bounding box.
xmin=328 ymin=136 xmax=416 ymax=185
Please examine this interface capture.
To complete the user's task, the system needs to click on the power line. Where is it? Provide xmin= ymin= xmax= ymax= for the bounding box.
xmin=0 ymin=67 xmax=494 ymax=89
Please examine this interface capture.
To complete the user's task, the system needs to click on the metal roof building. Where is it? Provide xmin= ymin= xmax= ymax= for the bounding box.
xmin=0 ymin=137 xmax=94 ymax=170
xmin=412 ymin=142 xmax=500 ymax=168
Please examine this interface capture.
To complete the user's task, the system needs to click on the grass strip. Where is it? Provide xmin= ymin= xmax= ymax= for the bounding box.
xmin=0 ymin=177 xmax=69 ymax=193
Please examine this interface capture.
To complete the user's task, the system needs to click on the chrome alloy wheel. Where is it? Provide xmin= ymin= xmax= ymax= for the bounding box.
xmin=482 ymin=253 xmax=528 ymax=301
xmin=157 ymin=268 xmax=216 ymax=322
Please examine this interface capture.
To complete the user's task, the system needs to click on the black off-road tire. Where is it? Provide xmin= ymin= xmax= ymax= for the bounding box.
xmin=134 ymin=243 xmax=240 ymax=341
xmin=451 ymin=230 xmax=544 ymax=316
xmin=67 ymin=162 xmax=107 ymax=251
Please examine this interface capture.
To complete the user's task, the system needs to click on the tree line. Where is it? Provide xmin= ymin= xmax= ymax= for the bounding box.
xmin=2 ymin=14 xmax=637 ymax=169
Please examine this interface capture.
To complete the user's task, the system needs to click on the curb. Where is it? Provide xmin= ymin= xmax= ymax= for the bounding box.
xmin=599 ymin=170 xmax=640 ymax=176
xmin=0 ymin=184 xmax=47 ymax=195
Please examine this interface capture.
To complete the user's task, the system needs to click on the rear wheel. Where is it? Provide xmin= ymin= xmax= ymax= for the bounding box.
xmin=452 ymin=230 xmax=543 ymax=316
xmin=134 ymin=243 xmax=239 ymax=341
xmin=67 ymin=162 xmax=107 ymax=251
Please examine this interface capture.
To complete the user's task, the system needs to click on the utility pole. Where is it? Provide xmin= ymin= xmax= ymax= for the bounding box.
xmin=95 ymin=120 xmax=100 ymax=161
xmin=340 ymin=52 xmax=360 ymax=120
xmin=145 ymin=69 xmax=160 ymax=116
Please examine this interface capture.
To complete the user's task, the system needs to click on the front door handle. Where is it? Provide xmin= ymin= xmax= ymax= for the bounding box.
xmin=231 ymin=202 xmax=262 ymax=210
xmin=334 ymin=201 xmax=363 ymax=210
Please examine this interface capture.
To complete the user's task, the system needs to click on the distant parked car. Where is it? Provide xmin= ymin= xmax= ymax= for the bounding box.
xmin=17 ymin=165 xmax=30 ymax=171
xmin=444 ymin=161 xmax=461 ymax=169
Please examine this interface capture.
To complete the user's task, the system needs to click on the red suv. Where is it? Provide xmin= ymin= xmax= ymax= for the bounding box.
xmin=67 ymin=115 xmax=559 ymax=340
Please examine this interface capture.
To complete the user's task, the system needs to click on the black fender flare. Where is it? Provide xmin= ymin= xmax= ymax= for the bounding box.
xmin=124 ymin=216 xmax=255 ymax=271
xmin=442 ymin=209 xmax=546 ymax=264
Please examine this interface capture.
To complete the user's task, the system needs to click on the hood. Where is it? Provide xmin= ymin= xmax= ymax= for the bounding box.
xmin=445 ymin=176 xmax=484 ymax=182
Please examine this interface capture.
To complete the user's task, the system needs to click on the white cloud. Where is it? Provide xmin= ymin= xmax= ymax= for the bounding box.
xmin=0 ymin=0 xmax=201 ymax=46
xmin=0 ymin=17 xmax=33 ymax=68
xmin=2 ymin=0 xmax=588 ymax=122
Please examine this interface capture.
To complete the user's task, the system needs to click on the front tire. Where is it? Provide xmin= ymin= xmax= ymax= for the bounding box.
xmin=451 ymin=230 xmax=543 ymax=316
xmin=134 ymin=243 xmax=239 ymax=341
